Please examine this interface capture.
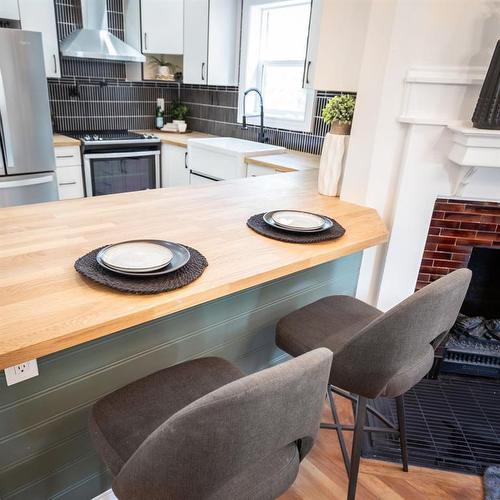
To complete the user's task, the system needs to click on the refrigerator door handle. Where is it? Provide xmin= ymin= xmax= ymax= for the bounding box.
xmin=0 ymin=174 xmax=54 ymax=189
xmin=0 ymin=69 xmax=14 ymax=168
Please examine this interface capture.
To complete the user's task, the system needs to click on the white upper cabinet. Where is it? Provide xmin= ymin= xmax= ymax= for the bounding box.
xmin=183 ymin=0 xmax=209 ymax=85
xmin=302 ymin=0 xmax=322 ymax=90
xmin=18 ymin=0 xmax=61 ymax=78
xmin=0 ymin=0 xmax=20 ymax=20
xmin=304 ymin=0 xmax=371 ymax=92
xmin=207 ymin=0 xmax=239 ymax=86
xmin=141 ymin=0 xmax=183 ymax=54
xmin=183 ymin=0 xmax=240 ymax=85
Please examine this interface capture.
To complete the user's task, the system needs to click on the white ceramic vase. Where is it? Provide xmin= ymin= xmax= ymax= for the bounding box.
xmin=317 ymin=132 xmax=349 ymax=196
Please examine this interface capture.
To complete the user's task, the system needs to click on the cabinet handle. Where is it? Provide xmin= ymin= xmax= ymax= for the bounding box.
xmin=59 ymin=181 xmax=77 ymax=186
xmin=144 ymin=32 xmax=148 ymax=50
xmin=56 ymin=155 xmax=75 ymax=159
xmin=184 ymin=151 xmax=188 ymax=169
xmin=201 ymin=62 xmax=205 ymax=81
xmin=53 ymin=54 xmax=57 ymax=74
xmin=305 ymin=61 xmax=311 ymax=85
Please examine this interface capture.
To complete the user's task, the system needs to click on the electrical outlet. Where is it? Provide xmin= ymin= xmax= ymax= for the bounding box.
xmin=4 ymin=359 xmax=39 ymax=386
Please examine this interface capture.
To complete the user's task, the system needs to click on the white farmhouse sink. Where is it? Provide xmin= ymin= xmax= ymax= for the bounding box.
xmin=187 ymin=137 xmax=286 ymax=181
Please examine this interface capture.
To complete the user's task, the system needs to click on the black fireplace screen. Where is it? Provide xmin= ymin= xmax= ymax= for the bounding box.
xmin=461 ymin=247 xmax=500 ymax=319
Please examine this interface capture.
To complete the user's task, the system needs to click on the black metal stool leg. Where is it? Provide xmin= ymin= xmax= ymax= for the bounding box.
xmin=347 ymin=396 xmax=367 ymax=500
xmin=326 ymin=385 xmax=351 ymax=474
xmin=395 ymin=395 xmax=409 ymax=472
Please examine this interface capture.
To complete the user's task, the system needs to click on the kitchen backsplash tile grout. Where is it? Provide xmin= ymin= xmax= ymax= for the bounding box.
xmin=49 ymin=0 xmax=347 ymax=154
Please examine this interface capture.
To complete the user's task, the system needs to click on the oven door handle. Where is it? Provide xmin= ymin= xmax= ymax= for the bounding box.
xmin=83 ymin=151 xmax=160 ymax=159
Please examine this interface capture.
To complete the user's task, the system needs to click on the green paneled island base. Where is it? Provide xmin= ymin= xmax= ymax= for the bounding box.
xmin=0 ymin=171 xmax=387 ymax=499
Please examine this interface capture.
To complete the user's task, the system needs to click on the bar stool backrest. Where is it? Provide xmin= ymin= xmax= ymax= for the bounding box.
xmin=113 ymin=348 xmax=333 ymax=499
xmin=332 ymin=269 xmax=472 ymax=399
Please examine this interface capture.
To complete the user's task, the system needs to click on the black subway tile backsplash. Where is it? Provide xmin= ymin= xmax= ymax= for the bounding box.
xmin=50 ymin=0 xmax=342 ymax=153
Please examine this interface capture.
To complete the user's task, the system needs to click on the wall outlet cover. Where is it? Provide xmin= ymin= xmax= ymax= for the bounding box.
xmin=4 ymin=359 xmax=39 ymax=386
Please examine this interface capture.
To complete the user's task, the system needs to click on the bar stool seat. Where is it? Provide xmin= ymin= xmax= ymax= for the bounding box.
xmin=90 ymin=357 xmax=244 ymax=475
xmin=277 ymin=295 xmax=382 ymax=358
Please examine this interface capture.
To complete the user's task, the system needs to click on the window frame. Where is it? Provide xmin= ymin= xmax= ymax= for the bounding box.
xmin=237 ymin=0 xmax=316 ymax=133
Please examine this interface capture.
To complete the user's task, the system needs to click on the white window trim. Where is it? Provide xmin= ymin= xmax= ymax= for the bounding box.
xmin=237 ymin=0 xmax=316 ymax=133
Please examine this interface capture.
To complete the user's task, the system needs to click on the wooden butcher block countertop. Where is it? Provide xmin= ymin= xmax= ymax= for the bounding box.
xmin=0 ymin=170 xmax=388 ymax=368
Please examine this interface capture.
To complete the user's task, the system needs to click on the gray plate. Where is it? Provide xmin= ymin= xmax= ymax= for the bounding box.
xmin=96 ymin=240 xmax=190 ymax=277
xmin=263 ymin=211 xmax=333 ymax=233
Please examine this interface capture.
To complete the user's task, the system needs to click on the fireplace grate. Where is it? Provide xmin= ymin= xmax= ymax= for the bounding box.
xmin=441 ymin=337 xmax=500 ymax=379
xmin=363 ymin=375 xmax=500 ymax=475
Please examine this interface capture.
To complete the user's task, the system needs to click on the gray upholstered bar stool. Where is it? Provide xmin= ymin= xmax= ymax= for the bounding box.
xmin=276 ymin=268 xmax=471 ymax=500
xmin=90 ymin=348 xmax=333 ymax=500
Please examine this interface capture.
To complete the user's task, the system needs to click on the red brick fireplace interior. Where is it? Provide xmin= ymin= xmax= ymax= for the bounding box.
xmin=415 ymin=196 xmax=500 ymax=379
xmin=417 ymin=198 xmax=500 ymax=290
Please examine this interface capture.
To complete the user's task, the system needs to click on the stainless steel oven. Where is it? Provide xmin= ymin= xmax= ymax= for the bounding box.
xmin=75 ymin=131 xmax=161 ymax=197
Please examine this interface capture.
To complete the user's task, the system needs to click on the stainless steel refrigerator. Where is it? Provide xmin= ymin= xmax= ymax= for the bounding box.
xmin=0 ymin=28 xmax=58 ymax=207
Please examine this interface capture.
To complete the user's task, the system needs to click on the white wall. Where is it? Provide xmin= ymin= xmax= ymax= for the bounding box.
xmin=340 ymin=0 xmax=500 ymax=309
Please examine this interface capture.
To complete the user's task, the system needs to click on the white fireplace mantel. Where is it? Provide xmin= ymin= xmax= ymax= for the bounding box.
xmin=448 ymin=121 xmax=500 ymax=195
xmin=374 ymin=66 xmax=500 ymax=312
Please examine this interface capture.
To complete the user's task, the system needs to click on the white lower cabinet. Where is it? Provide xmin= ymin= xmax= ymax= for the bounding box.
xmin=246 ymin=164 xmax=280 ymax=177
xmin=190 ymin=172 xmax=218 ymax=185
xmin=161 ymin=143 xmax=190 ymax=187
xmin=54 ymin=146 xmax=81 ymax=167
xmin=54 ymin=146 xmax=84 ymax=200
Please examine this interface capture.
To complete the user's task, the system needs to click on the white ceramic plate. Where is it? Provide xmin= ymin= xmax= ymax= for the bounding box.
xmin=263 ymin=212 xmax=333 ymax=233
xmin=271 ymin=210 xmax=326 ymax=230
xmin=99 ymin=241 xmax=174 ymax=272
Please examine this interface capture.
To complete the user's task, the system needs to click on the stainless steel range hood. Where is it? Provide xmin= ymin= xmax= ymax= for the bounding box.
xmin=60 ymin=1 xmax=145 ymax=63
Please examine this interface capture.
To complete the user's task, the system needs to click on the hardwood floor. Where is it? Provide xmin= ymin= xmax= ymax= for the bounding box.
xmin=280 ymin=395 xmax=483 ymax=499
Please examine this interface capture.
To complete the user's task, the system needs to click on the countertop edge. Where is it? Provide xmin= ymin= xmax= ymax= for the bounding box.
xmin=53 ymin=134 xmax=81 ymax=147
xmin=245 ymin=153 xmax=320 ymax=172
xmin=0 ymin=226 xmax=387 ymax=369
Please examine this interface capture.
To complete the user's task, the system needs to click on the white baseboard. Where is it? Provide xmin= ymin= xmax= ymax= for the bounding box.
xmin=93 ymin=489 xmax=117 ymax=500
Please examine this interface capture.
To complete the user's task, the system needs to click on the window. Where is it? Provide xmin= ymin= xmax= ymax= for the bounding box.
xmin=238 ymin=0 xmax=315 ymax=132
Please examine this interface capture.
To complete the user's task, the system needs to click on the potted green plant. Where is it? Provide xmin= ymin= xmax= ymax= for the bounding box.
xmin=148 ymin=55 xmax=177 ymax=80
xmin=170 ymin=100 xmax=190 ymax=132
xmin=321 ymin=94 xmax=356 ymax=135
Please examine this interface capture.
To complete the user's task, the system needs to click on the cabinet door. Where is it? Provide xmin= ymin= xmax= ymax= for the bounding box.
xmin=0 ymin=0 xmax=19 ymax=20
xmin=141 ymin=0 xmax=183 ymax=55
xmin=311 ymin=0 xmax=371 ymax=91
xmin=19 ymin=0 xmax=61 ymax=78
xmin=190 ymin=172 xmax=218 ymax=185
xmin=303 ymin=0 xmax=322 ymax=89
xmin=207 ymin=0 xmax=240 ymax=86
xmin=246 ymin=164 xmax=279 ymax=177
xmin=161 ymin=144 xmax=190 ymax=187
xmin=183 ymin=0 xmax=209 ymax=85
xmin=56 ymin=166 xmax=84 ymax=200
xmin=54 ymin=146 xmax=81 ymax=167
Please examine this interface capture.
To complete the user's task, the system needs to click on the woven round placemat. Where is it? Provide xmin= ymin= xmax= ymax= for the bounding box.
xmin=247 ymin=213 xmax=345 ymax=243
xmin=74 ymin=245 xmax=208 ymax=294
